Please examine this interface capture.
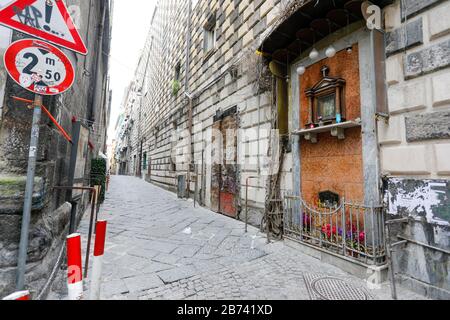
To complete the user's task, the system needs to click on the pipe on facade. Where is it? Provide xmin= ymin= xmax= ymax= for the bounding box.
xmin=88 ymin=1 xmax=107 ymax=126
xmin=184 ymin=0 xmax=193 ymax=198
xmin=245 ymin=176 xmax=260 ymax=233
xmin=257 ymin=95 xmax=261 ymax=174
xmin=138 ymin=41 xmax=151 ymax=178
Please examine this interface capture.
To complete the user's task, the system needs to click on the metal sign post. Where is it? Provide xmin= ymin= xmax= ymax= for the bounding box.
xmin=16 ymin=94 xmax=42 ymax=291
xmin=1 ymin=0 xmax=86 ymax=294
xmin=3 ymin=37 xmax=76 ymax=292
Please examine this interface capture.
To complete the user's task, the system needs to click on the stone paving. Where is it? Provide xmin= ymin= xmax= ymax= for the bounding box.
xmin=48 ymin=176 xmax=427 ymax=300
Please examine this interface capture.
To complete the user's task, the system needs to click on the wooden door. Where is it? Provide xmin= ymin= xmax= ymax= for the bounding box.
xmin=211 ymin=108 xmax=238 ymax=218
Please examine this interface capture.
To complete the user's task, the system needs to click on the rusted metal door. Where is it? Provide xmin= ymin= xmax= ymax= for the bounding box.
xmin=211 ymin=107 xmax=238 ymax=218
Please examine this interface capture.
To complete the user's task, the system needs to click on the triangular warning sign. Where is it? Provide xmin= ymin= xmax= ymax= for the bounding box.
xmin=0 ymin=0 xmax=88 ymax=55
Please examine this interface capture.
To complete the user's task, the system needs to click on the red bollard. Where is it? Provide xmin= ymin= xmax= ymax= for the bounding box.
xmin=89 ymin=220 xmax=107 ymax=300
xmin=67 ymin=233 xmax=83 ymax=300
xmin=2 ymin=291 xmax=30 ymax=300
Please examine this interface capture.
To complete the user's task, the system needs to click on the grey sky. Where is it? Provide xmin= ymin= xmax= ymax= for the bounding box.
xmin=107 ymin=0 xmax=157 ymax=145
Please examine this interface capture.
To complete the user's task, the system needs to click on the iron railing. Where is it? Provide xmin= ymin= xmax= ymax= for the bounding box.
xmin=283 ymin=195 xmax=386 ymax=266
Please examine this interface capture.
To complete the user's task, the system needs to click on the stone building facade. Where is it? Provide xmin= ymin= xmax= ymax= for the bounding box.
xmin=119 ymin=0 xmax=286 ymax=227
xmin=0 ymin=0 xmax=113 ymax=298
xmin=116 ymin=0 xmax=449 ymax=299
xmin=380 ymin=0 xmax=450 ymax=299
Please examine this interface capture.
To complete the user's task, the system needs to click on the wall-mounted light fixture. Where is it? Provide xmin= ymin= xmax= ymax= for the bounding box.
xmin=309 ymin=48 xmax=319 ymax=60
xmin=297 ymin=65 xmax=306 ymax=75
xmin=325 ymin=45 xmax=336 ymax=58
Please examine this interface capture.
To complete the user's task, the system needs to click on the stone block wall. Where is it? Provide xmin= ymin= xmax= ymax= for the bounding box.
xmin=138 ymin=0 xmax=190 ymax=189
xmin=382 ymin=0 xmax=450 ymax=177
xmin=126 ymin=0 xmax=296 ymax=225
xmin=381 ymin=0 xmax=450 ymax=299
xmin=0 ymin=0 xmax=111 ymax=298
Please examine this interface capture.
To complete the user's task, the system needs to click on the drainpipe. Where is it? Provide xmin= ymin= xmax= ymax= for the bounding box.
xmin=138 ymin=42 xmax=151 ymax=178
xmin=184 ymin=0 xmax=193 ymax=198
xmin=88 ymin=2 xmax=107 ymax=131
xmin=186 ymin=93 xmax=193 ymax=198
xmin=257 ymin=94 xmax=261 ymax=175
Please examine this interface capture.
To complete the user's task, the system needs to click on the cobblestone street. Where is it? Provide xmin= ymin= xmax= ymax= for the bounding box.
xmin=50 ymin=176 xmax=426 ymax=300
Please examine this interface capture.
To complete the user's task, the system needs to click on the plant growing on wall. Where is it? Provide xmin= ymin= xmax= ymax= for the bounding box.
xmin=171 ymin=79 xmax=180 ymax=96
xmin=91 ymin=158 xmax=107 ymax=204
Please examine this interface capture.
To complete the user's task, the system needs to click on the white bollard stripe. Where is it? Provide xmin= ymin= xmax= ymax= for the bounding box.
xmin=66 ymin=233 xmax=83 ymax=300
xmin=68 ymin=281 xmax=83 ymax=301
xmin=89 ymin=255 xmax=103 ymax=300
xmin=2 ymin=290 xmax=30 ymax=300
xmin=89 ymin=220 xmax=107 ymax=300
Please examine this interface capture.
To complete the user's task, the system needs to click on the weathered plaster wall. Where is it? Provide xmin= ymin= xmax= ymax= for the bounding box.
xmin=386 ymin=179 xmax=450 ymax=299
xmin=381 ymin=0 xmax=450 ymax=299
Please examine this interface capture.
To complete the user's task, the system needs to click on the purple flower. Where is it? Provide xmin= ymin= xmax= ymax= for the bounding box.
xmin=302 ymin=214 xmax=313 ymax=227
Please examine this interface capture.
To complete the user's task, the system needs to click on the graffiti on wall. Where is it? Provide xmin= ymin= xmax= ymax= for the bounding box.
xmin=385 ymin=178 xmax=450 ymax=226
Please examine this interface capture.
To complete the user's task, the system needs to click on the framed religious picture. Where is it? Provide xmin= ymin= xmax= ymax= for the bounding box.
xmin=317 ymin=93 xmax=337 ymax=122
xmin=305 ymin=66 xmax=346 ymax=127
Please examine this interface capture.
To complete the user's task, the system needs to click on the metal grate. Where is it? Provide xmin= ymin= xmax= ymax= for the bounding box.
xmin=283 ymin=195 xmax=387 ymax=266
xmin=304 ymin=273 xmax=375 ymax=300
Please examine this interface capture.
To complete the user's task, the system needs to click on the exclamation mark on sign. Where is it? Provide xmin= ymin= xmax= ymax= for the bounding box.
xmin=43 ymin=0 xmax=53 ymax=32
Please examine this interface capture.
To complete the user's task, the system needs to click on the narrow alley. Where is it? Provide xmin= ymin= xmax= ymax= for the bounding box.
xmin=49 ymin=176 xmax=424 ymax=300
xmin=1 ymin=0 xmax=449 ymax=304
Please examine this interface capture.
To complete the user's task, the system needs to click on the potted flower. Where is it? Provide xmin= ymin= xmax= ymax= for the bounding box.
xmin=303 ymin=214 xmax=313 ymax=231
xmin=344 ymin=224 xmax=365 ymax=257
xmin=321 ymin=223 xmax=339 ymax=245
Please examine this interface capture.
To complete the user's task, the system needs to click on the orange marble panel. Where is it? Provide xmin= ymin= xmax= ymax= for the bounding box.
xmin=299 ymin=44 xmax=361 ymax=128
xmin=299 ymin=45 xmax=364 ymax=204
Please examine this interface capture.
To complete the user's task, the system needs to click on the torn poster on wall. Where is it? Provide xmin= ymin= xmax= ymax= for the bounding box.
xmin=385 ymin=178 xmax=450 ymax=226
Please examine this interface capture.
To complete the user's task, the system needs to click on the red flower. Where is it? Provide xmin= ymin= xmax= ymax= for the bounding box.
xmin=346 ymin=223 xmax=355 ymax=231
xmin=359 ymin=232 xmax=365 ymax=243
xmin=322 ymin=224 xmax=337 ymax=239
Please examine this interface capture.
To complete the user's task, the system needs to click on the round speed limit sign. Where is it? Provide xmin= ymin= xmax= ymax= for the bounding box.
xmin=3 ymin=39 xmax=75 ymax=95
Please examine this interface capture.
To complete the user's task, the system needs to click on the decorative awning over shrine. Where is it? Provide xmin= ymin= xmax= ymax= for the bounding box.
xmin=259 ymin=0 xmax=394 ymax=62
